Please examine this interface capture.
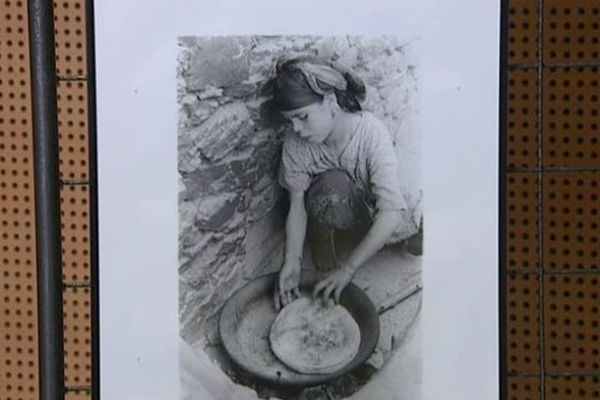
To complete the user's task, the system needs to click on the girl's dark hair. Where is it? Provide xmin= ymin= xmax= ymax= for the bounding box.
xmin=334 ymin=80 xmax=365 ymax=112
xmin=325 ymin=59 xmax=366 ymax=113
xmin=274 ymin=55 xmax=366 ymax=113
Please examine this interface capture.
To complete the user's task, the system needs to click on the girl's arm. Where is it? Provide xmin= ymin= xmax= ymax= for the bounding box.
xmin=314 ymin=115 xmax=408 ymax=304
xmin=313 ymin=209 xmax=404 ymax=304
xmin=274 ymin=189 xmax=307 ymax=309
xmin=345 ymin=209 xmax=404 ymax=272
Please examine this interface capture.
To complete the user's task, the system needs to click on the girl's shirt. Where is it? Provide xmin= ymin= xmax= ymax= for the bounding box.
xmin=278 ymin=111 xmax=419 ymax=241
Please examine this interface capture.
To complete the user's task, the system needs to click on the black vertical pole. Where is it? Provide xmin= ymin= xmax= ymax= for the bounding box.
xmin=85 ymin=0 xmax=101 ymax=398
xmin=498 ymin=0 xmax=509 ymax=399
xmin=28 ymin=1 xmax=65 ymax=399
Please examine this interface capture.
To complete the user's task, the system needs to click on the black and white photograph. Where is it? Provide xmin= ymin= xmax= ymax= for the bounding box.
xmin=177 ymin=36 xmax=423 ymax=400
xmin=96 ymin=2 xmax=500 ymax=399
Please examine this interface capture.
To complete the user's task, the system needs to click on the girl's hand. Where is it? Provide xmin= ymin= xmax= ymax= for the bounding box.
xmin=311 ymin=210 xmax=403 ymax=307
xmin=274 ymin=262 xmax=301 ymax=310
xmin=312 ymin=265 xmax=356 ymax=307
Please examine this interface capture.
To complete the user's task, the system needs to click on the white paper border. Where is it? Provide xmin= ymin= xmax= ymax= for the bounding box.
xmin=96 ymin=1 xmax=500 ymax=399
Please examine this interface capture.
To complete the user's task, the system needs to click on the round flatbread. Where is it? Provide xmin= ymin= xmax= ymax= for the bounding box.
xmin=269 ymin=297 xmax=361 ymax=375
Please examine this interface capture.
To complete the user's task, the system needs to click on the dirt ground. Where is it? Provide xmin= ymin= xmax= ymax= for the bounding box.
xmin=349 ymin=312 xmax=421 ymax=400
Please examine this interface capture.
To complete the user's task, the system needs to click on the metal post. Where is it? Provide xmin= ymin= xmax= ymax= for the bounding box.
xmin=498 ymin=1 xmax=509 ymax=399
xmin=85 ymin=0 xmax=101 ymax=398
xmin=28 ymin=0 xmax=65 ymax=399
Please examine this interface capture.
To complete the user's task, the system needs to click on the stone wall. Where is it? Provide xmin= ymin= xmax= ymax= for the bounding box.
xmin=177 ymin=36 xmax=420 ymax=347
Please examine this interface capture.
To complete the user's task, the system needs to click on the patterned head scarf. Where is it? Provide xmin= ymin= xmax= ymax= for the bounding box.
xmin=273 ymin=55 xmax=366 ymax=112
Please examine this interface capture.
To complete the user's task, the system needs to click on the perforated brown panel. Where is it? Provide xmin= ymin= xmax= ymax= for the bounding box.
xmin=58 ymin=81 xmax=90 ymax=181
xmin=54 ymin=0 xmax=88 ymax=78
xmin=507 ymin=273 xmax=541 ymax=374
xmin=508 ymin=0 xmax=540 ymax=65
xmin=0 ymin=1 xmax=40 ymax=399
xmin=543 ymin=173 xmax=599 ymax=271
xmin=63 ymin=287 xmax=92 ymax=387
xmin=543 ymin=1 xmax=600 ymax=64
xmin=66 ymin=391 xmax=92 ymax=400
xmin=53 ymin=0 xmax=94 ymax=396
xmin=543 ymin=67 xmax=599 ymax=168
xmin=509 ymin=377 xmax=542 ymax=400
xmin=508 ymin=70 xmax=539 ymax=169
xmin=507 ymin=173 xmax=540 ymax=272
xmin=61 ymin=184 xmax=91 ymax=283
xmin=506 ymin=0 xmax=600 ymax=398
xmin=546 ymin=376 xmax=600 ymax=399
xmin=544 ymin=274 xmax=599 ymax=373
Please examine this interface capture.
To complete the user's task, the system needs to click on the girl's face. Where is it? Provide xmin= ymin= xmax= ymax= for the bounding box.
xmin=281 ymin=97 xmax=336 ymax=143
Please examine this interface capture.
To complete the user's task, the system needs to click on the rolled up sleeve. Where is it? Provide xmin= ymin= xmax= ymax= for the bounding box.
xmin=278 ymin=135 xmax=312 ymax=193
xmin=367 ymin=128 xmax=408 ymax=213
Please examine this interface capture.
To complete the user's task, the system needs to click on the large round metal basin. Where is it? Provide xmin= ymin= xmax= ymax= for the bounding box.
xmin=219 ymin=271 xmax=379 ymax=387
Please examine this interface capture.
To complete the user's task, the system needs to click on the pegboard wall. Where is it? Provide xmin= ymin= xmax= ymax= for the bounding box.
xmin=0 ymin=0 xmax=598 ymax=399
xmin=506 ymin=1 xmax=600 ymax=400
xmin=55 ymin=0 xmax=94 ymax=397
xmin=1 ymin=0 xmax=94 ymax=399
xmin=0 ymin=1 xmax=40 ymax=399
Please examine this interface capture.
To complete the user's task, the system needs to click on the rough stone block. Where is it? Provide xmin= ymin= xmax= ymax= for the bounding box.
xmin=243 ymin=208 xmax=286 ymax=279
xmin=248 ymin=175 xmax=281 ymax=221
xmin=180 ymin=163 xmax=230 ymax=200
xmin=197 ymin=85 xmax=224 ymax=100
xmin=228 ymin=154 xmax=260 ymax=189
xmin=184 ymin=37 xmax=250 ymax=91
xmin=315 ymin=36 xmax=351 ymax=60
xmin=179 ymin=233 xmax=247 ymax=344
xmin=180 ymin=144 xmax=262 ymax=200
xmin=194 ymin=192 xmax=242 ymax=231
xmin=337 ymin=45 xmax=359 ymax=67
xmin=182 ymin=97 xmax=219 ymax=127
xmin=189 ymin=102 xmax=253 ymax=162
xmin=362 ymin=84 xmax=382 ymax=113
xmin=223 ymin=82 xmax=259 ymax=99
xmin=177 ymin=146 xmax=205 ymax=174
xmin=179 ymin=230 xmax=239 ymax=284
xmin=179 ymin=199 xmax=199 ymax=238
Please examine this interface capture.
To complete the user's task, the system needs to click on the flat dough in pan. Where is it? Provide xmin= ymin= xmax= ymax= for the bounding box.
xmin=269 ymin=297 xmax=361 ymax=375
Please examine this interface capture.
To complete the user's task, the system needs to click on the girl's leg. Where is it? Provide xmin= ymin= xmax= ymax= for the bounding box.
xmin=305 ymin=169 xmax=372 ymax=272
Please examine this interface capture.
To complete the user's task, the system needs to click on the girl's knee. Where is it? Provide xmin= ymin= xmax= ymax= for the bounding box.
xmin=305 ymin=169 xmax=367 ymax=229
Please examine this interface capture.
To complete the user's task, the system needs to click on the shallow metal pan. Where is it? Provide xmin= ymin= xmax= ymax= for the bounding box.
xmin=219 ymin=271 xmax=379 ymax=387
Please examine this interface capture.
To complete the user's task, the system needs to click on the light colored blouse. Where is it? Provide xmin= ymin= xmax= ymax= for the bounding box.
xmin=278 ymin=111 xmax=418 ymax=241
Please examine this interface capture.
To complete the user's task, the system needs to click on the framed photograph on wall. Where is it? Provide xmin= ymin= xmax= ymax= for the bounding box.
xmin=95 ymin=1 xmax=502 ymax=399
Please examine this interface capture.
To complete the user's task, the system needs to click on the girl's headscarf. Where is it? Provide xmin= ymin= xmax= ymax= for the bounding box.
xmin=273 ymin=55 xmax=366 ymax=112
